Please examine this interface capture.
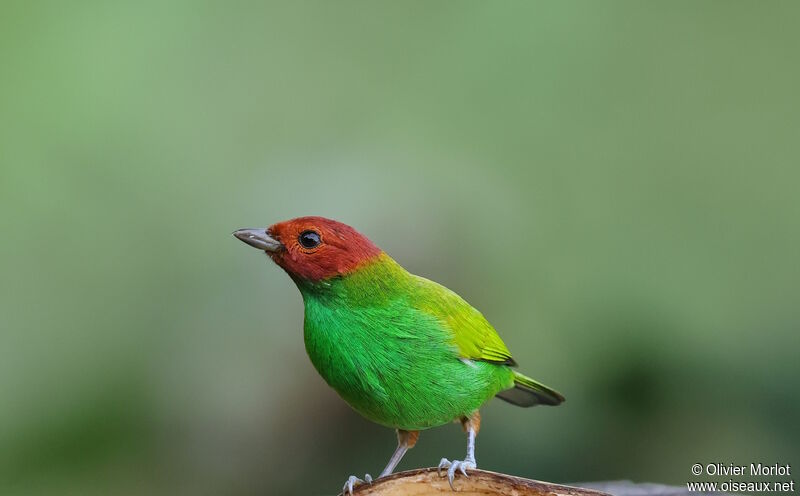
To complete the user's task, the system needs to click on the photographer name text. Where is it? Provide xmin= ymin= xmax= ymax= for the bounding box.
xmin=703 ymin=463 xmax=791 ymax=477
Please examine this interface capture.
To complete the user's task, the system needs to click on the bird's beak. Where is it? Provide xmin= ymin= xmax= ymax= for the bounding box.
xmin=233 ymin=228 xmax=283 ymax=252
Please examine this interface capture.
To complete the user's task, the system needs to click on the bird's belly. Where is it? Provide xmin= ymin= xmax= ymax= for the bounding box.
xmin=304 ymin=322 xmax=511 ymax=430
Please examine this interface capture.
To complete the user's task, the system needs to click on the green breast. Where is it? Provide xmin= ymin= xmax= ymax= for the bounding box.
xmin=297 ymin=256 xmax=513 ymax=430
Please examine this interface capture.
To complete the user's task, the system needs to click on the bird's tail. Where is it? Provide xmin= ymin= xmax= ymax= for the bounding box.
xmin=496 ymin=371 xmax=565 ymax=407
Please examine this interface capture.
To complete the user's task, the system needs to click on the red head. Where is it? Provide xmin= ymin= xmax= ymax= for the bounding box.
xmin=234 ymin=216 xmax=382 ymax=282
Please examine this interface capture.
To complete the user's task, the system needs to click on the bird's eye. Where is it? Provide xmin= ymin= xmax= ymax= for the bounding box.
xmin=298 ymin=230 xmax=321 ymax=249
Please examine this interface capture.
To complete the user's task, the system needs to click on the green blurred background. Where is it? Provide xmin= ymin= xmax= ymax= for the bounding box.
xmin=1 ymin=1 xmax=798 ymax=495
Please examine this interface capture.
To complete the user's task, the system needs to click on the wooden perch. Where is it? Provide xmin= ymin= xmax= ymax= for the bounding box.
xmin=339 ymin=468 xmax=613 ymax=496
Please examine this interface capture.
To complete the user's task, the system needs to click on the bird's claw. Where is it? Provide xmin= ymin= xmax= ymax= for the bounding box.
xmin=342 ymin=474 xmax=372 ymax=495
xmin=437 ymin=458 xmax=476 ymax=490
xmin=437 ymin=458 xmax=451 ymax=477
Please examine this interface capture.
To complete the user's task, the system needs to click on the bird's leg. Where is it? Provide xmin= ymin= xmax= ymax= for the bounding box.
xmin=342 ymin=429 xmax=418 ymax=495
xmin=379 ymin=429 xmax=418 ymax=478
xmin=437 ymin=411 xmax=481 ymax=490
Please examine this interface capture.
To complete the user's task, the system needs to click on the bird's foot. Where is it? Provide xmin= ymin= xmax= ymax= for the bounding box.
xmin=437 ymin=458 xmax=476 ymax=490
xmin=342 ymin=474 xmax=372 ymax=495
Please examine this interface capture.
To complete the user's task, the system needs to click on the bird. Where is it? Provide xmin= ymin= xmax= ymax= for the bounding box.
xmin=233 ymin=216 xmax=564 ymax=494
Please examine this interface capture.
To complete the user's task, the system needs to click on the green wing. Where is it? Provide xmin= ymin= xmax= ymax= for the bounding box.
xmin=411 ymin=275 xmax=516 ymax=366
